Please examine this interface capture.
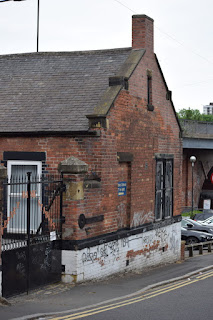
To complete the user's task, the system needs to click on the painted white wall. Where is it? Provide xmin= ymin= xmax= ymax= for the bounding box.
xmin=62 ymin=222 xmax=181 ymax=283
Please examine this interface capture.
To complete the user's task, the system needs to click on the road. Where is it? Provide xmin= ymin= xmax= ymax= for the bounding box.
xmin=48 ymin=270 xmax=213 ymax=320
xmin=1 ymin=253 xmax=213 ymax=320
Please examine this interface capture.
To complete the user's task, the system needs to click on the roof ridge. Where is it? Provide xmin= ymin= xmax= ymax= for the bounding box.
xmin=0 ymin=47 xmax=133 ymax=59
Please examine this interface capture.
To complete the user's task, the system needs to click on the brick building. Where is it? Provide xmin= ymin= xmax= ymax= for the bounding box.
xmin=0 ymin=15 xmax=182 ymax=295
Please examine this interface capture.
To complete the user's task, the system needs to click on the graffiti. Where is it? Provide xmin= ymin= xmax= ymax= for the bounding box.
xmin=81 ymin=226 xmax=177 ymax=266
xmin=155 ymin=227 xmax=168 ymax=243
xmin=16 ymin=250 xmax=26 ymax=261
xmin=82 ymin=241 xmax=119 ymax=264
xmin=82 ymin=248 xmax=98 ymax=263
xmin=131 ymin=211 xmax=154 ymax=228
xmin=16 ymin=263 xmax=26 ymax=277
xmin=41 ymin=245 xmax=51 ymax=271
xmin=122 ymin=238 xmax=129 ymax=248
xmin=127 ymin=240 xmax=160 ymax=259
xmin=143 ymin=234 xmax=153 ymax=245
xmin=80 ymin=224 xmax=181 ymax=273
xmin=107 ymin=241 xmax=119 ymax=258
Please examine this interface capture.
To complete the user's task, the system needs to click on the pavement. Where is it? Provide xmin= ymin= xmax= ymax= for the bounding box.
xmin=0 ymin=251 xmax=213 ymax=320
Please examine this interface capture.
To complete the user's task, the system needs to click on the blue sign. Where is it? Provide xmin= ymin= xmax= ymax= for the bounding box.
xmin=118 ymin=181 xmax=127 ymax=196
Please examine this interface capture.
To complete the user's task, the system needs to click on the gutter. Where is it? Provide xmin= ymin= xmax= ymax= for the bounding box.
xmin=0 ymin=130 xmax=100 ymax=138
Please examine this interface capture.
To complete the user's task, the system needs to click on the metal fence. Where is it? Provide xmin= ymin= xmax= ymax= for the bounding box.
xmin=1 ymin=173 xmax=64 ymax=297
xmin=2 ymin=173 xmax=63 ymax=251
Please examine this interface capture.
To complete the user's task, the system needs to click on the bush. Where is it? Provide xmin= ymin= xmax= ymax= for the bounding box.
xmin=181 ymin=210 xmax=202 ymax=219
xmin=177 ymin=108 xmax=213 ymax=122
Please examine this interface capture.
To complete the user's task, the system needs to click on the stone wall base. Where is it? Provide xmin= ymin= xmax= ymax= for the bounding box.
xmin=62 ymin=222 xmax=181 ymax=283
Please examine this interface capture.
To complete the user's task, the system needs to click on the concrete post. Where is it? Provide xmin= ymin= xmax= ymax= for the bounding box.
xmin=180 ymin=240 xmax=185 ymax=261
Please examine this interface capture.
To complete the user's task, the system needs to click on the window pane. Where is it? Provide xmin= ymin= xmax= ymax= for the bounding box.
xmin=165 ymin=160 xmax=173 ymax=189
xmin=165 ymin=189 xmax=172 ymax=218
xmin=155 ymin=190 xmax=163 ymax=220
xmin=7 ymin=163 xmax=42 ymax=234
xmin=8 ymin=197 xmax=42 ymax=233
xmin=156 ymin=161 xmax=163 ymax=190
xmin=11 ymin=165 xmax=38 ymax=179
xmin=155 ymin=158 xmax=173 ymax=220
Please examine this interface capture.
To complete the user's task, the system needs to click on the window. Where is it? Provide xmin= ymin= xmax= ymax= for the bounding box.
xmin=7 ymin=160 xmax=42 ymax=233
xmin=147 ymin=70 xmax=154 ymax=111
xmin=147 ymin=74 xmax=152 ymax=106
xmin=155 ymin=158 xmax=173 ymax=220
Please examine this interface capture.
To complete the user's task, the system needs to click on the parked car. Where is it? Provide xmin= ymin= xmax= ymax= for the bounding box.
xmin=181 ymin=227 xmax=213 ymax=244
xmin=201 ymin=217 xmax=213 ymax=226
xmin=193 ymin=212 xmax=213 ymax=223
xmin=181 ymin=218 xmax=213 ymax=234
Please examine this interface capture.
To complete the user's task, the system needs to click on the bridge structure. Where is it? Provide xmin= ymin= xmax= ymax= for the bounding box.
xmin=181 ymin=119 xmax=213 ymax=212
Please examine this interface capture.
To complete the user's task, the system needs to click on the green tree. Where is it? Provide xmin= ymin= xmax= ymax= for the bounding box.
xmin=177 ymin=108 xmax=213 ymax=122
xmin=201 ymin=114 xmax=213 ymax=122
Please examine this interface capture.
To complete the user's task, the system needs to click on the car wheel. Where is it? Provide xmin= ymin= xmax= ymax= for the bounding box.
xmin=186 ymin=236 xmax=199 ymax=245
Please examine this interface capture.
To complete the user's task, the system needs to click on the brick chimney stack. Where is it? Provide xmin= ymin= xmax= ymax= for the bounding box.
xmin=132 ymin=15 xmax=154 ymax=53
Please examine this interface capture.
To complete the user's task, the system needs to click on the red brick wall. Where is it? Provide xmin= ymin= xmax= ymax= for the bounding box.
xmin=132 ymin=15 xmax=154 ymax=53
xmin=0 ymin=135 xmax=105 ymax=240
xmin=105 ymin=50 xmax=182 ymax=226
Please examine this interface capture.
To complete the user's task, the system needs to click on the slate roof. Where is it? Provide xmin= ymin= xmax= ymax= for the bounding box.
xmin=0 ymin=48 xmax=144 ymax=134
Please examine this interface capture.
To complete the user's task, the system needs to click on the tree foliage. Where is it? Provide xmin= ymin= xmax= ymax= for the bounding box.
xmin=177 ymin=108 xmax=213 ymax=122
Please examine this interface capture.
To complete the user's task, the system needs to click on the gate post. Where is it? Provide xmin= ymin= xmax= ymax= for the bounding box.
xmin=26 ymin=172 xmax=32 ymax=294
xmin=0 ymin=166 xmax=7 ymax=297
xmin=58 ymin=156 xmax=88 ymax=233
xmin=58 ymin=156 xmax=88 ymax=283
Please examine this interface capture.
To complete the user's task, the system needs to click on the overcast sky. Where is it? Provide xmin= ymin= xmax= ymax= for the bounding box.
xmin=0 ymin=0 xmax=212 ymax=112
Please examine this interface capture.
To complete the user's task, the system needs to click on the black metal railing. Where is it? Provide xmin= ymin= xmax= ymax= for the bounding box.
xmin=2 ymin=173 xmax=63 ymax=251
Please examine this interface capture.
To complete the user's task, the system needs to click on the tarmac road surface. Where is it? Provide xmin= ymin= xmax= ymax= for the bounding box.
xmin=0 ymin=251 xmax=213 ymax=320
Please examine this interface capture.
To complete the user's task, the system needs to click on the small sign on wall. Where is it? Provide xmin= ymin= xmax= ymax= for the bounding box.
xmin=118 ymin=181 xmax=127 ymax=196
xmin=50 ymin=231 xmax=57 ymax=241
xmin=203 ymin=199 xmax=211 ymax=210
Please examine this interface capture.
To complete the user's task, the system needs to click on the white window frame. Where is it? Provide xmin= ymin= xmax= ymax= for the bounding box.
xmin=7 ymin=160 xmax=42 ymax=233
xmin=7 ymin=160 xmax=42 ymax=181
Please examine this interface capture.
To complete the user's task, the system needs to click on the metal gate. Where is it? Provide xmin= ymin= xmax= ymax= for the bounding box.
xmin=1 ymin=173 xmax=64 ymax=298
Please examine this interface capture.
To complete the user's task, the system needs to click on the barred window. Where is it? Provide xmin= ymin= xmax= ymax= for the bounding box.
xmin=155 ymin=158 xmax=173 ymax=220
